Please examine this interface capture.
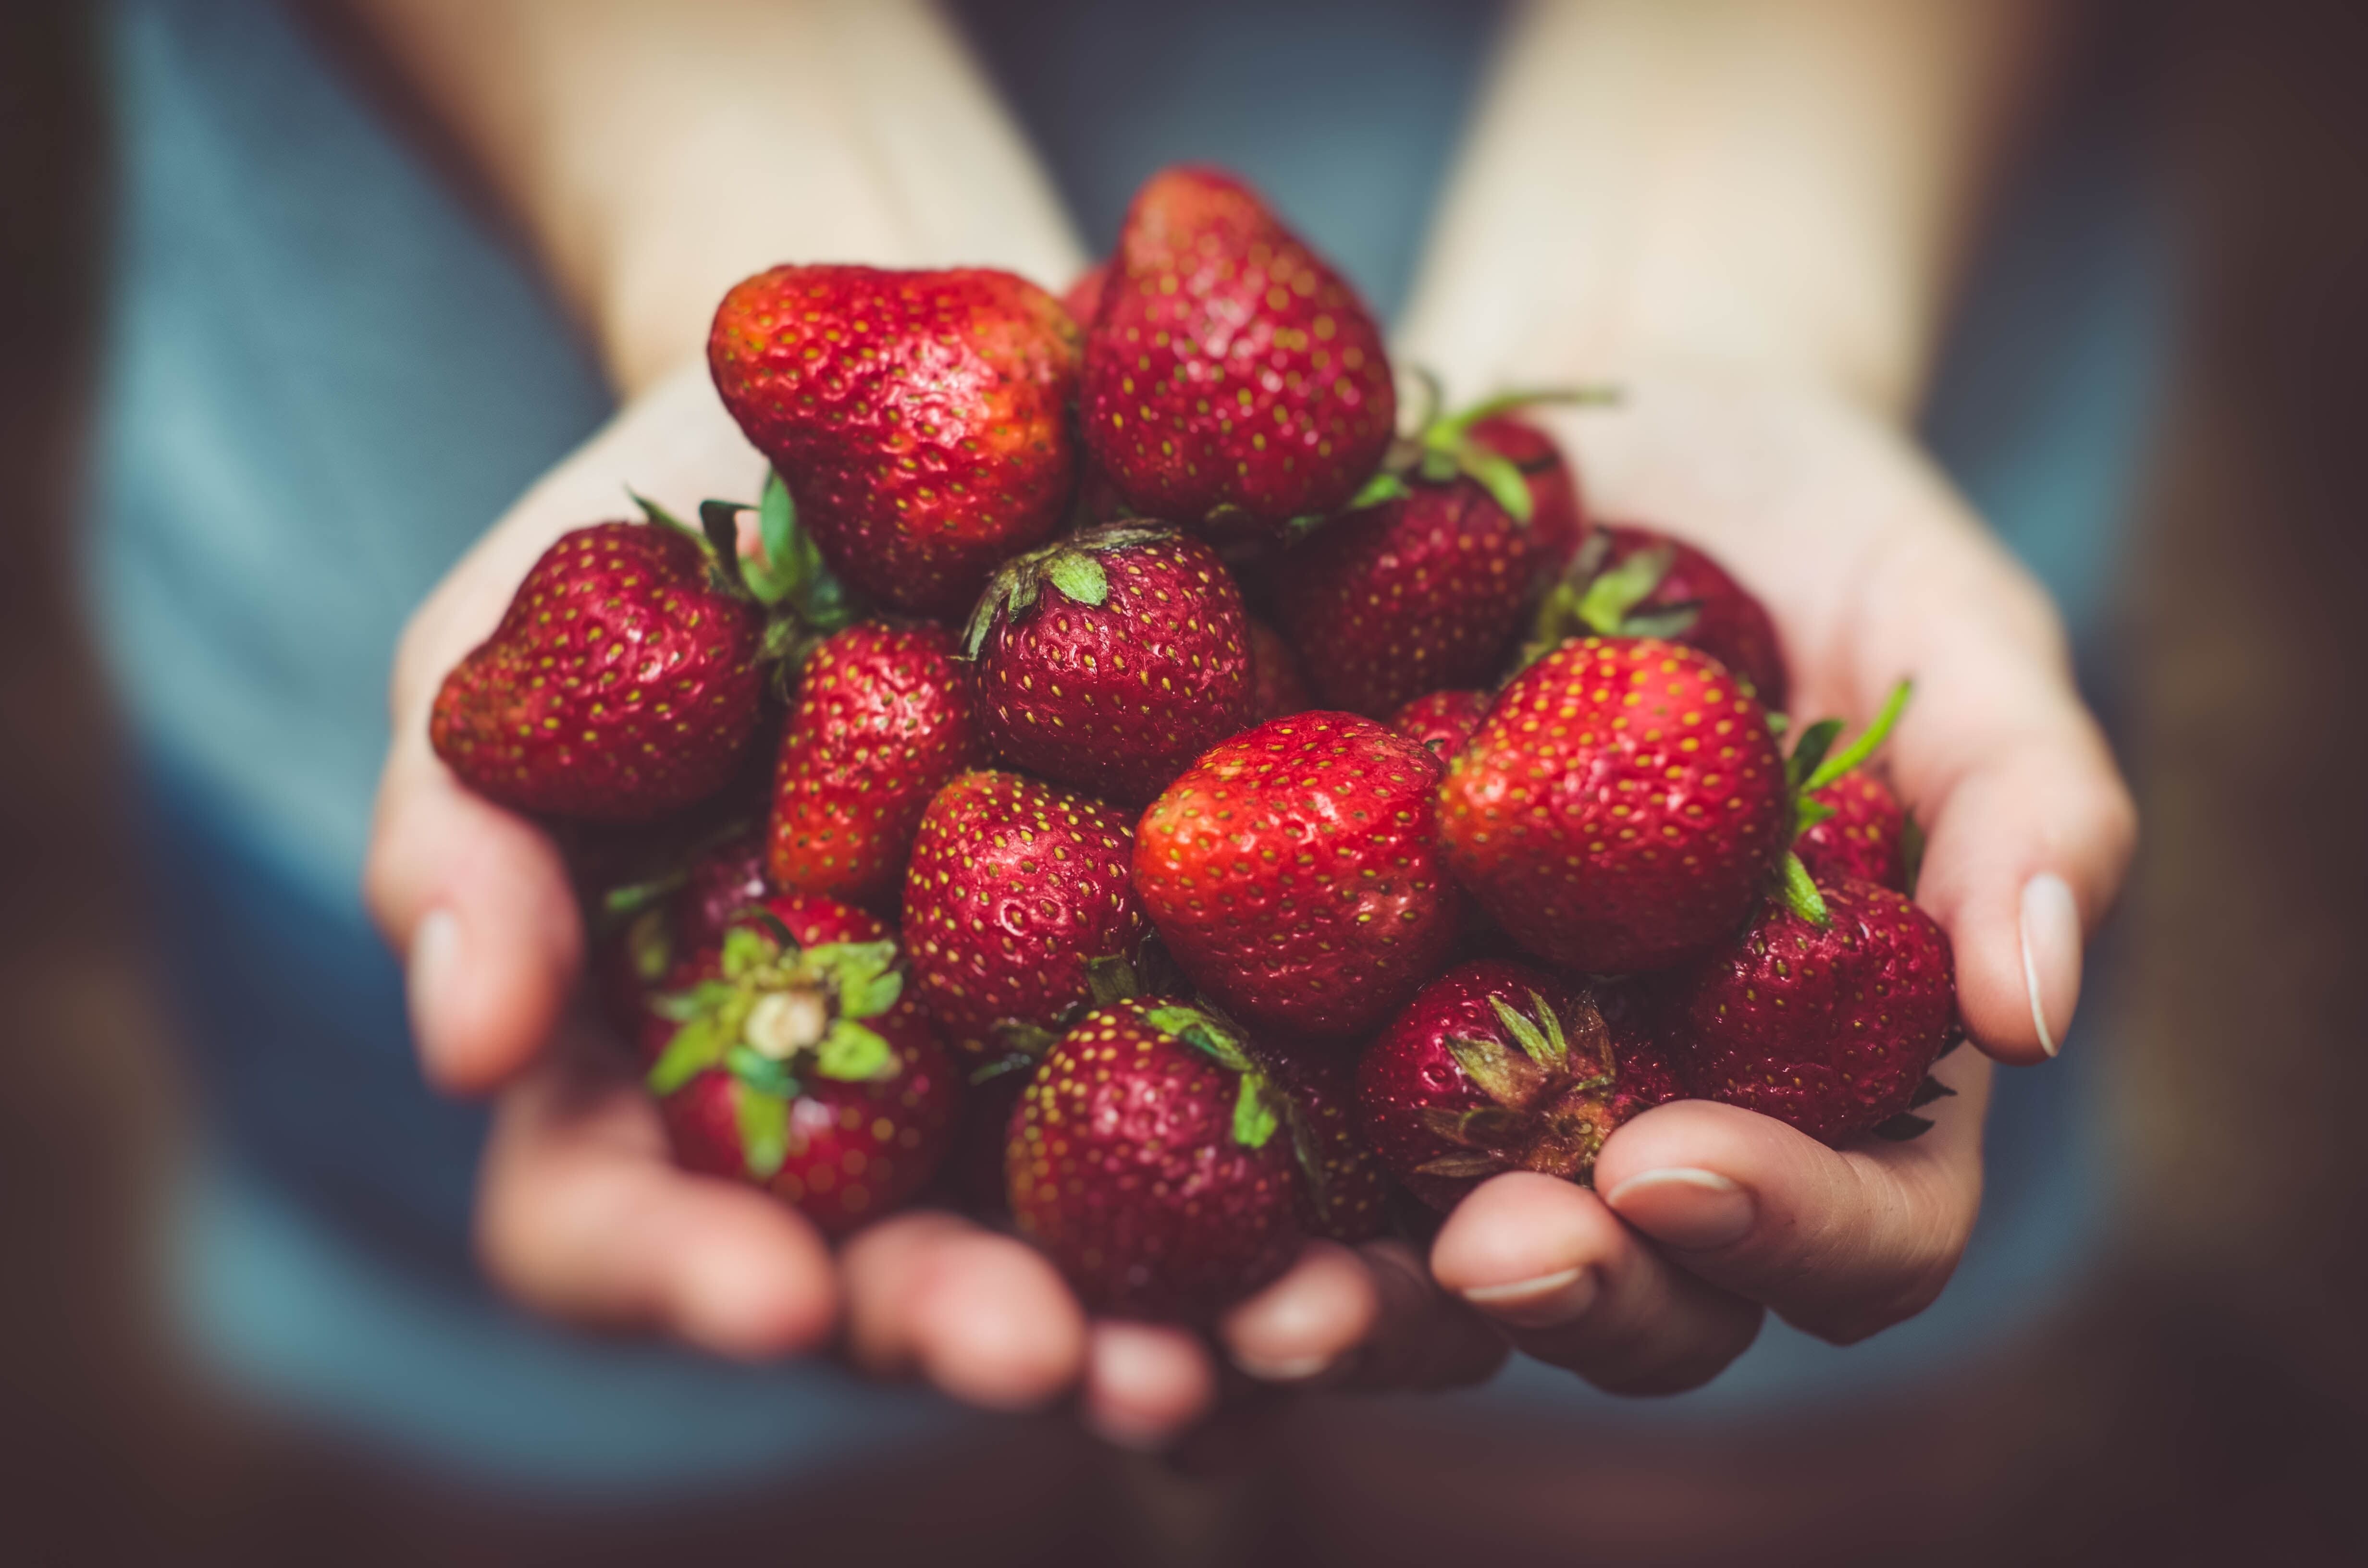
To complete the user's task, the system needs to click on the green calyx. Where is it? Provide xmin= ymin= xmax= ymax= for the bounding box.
xmin=644 ymin=912 xmax=906 ymax=1179
xmin=1418 ymin=989 xmax=1619 ymax=1185
xmin=960 ymin=521 xmax=1176 ymax=659
xmin=1140 ymin=1002 xmax=1282 ymax=1151
xmin=1774 ymin=679 xmax=1914 ymax=927
xmin=1357 ymin=372 xmax=1620 ymax=527
xmin=1523 ymin=532 xmax=1705 ymax=674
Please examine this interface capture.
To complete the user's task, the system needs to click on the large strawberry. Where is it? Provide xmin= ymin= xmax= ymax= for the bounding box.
xmin=431 ymin=521 xmax=767 ymax=822
xmin=1007 ymin=999 xmax=1302 ymax=1321
xmin=1135 ymin=712 xmax=1458 ymax=1044
xmin=1081 ymin=167 xmax=1395 ymax=535
xmin=1387 ymin=689 xmax=1491 ymax=760
xmin=902 ymin=770 xmax=1147 ymax=1059
xmin=1530 ymin=524 xmax=1790 ymax=710
xmin=1438 ymin=637 xmax=1789 ymax=975
xmin=769 ymin=621 xmax=981 ymax=909
xmin=965 ymin=523 xmax=1251 ymax=804
xmin=1257 ymin=1051 xmax=1390 ymax=1244
xmin=709 ymin=265 xmax=1080 ymax=619
xmin=1656 ymin=877 xmax=1956 ymax=1146
xmin=645 ymin=893 xmax=961 ymax=1235
xmin=1356 ymin=959 xmax=1683 ymax=1211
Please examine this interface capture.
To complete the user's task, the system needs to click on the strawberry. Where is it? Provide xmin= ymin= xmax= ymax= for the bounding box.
xmin=768 ymin=621 xmax=981 ymax=909
xmin=1355 ymin=959 xmax=1683 ymax=1211
xmin=1243 ymin=617 xmax=1315 ymax=725
xmin=431 ymin=521 xmax=767 ymax=822
xmin=1467 ymin=412 xmax=1587 ymax=575
xmin=1007 ymin=999 xmax=1302 ymax=1321
xmin=1656 ymin=877 xmax=1957 ymax=1145
xmin=709 ymin=265 xmax=1081 ymax=619
xmin=1061 ymin=263 xmax=1109 ymax=328
xmin=593 ymin=825 xmax=774 ymax=1043
xmin=1134 ymin=712 xmax=1458 ymax=1044
xmin=1437 ymin=637 xmax=1789 ymax=975
xmin=1080 ymin=166 xmax=1395 ymax=536
xmin=902 ymin=770 xmax=1148 ymax=1059
xmin=965 ymin=523 xmax=1252 ymax=805
xmin=645 ymin=893 xmax=961 ymax=1235
xmin=1257 ymin=1051 xmax=1389 ymax=1243
xmin=1387 ymin=689 xmax=1491 ymax=760
xmin=1531 ymin=524 xmax=1790 ymax=710
xmin=1795 ymin=769 xmax=1912 ymax=893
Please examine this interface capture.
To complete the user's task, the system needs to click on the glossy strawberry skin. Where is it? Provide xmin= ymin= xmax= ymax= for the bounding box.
xmin=1468 ymin=414 xmax=1587 ymax=577
xmin=431 ymin=523 xmax=766 ymax=822
xmin=1658 ymin=879 xmax=1955 ymax=1146
xmin=1387 ymin=689 xmax=1492 ymax=761
xmin=1135 ymin=713 xmax=1458 ymax=1043
xmin=1270 ymin=481 xmax=1542 ymax=719
xmin=972 ymin=530 xmax=1252 ymax=805
xmin=709 ymin=266 xmax=1081 ymax=619
xmin=1259 ymin=1051 xmax=1389 ymax=1243
xmin=1082 ymin=166 xmax=1395 ymax=533
xmin=1439 ymin=637 xmax=1789 ymax=975
xmin=769 ymin=623 xmax=981 ymax=909
xmin=1243 ymin=618 xmax=1315 ymax=725
xmin=1593 ymin=525 xmax=1790 ymax=710
xmin=1007 ymin=1002 xmax=1302 ymax=1321
xmin=903 ymin=771 xmax=1148 ymax=1058
xmin=1795 ymin=770 xmax=1909 ymax=892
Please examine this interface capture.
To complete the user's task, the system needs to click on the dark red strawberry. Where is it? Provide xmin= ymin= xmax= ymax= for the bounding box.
xmin=709 ymin=265 xmax=1080 ymax=619
xmin=1656 ymin=877 xmax=1956 ymax=1146
xmin=1007 ymin=999 xmax=1302 ymax=1321
xmin=431 ymin=522 xmax=766 ymax=822
xmin=1531 ymin=524 xmax=1790 ymax=710
xmin=1438 ymin=637 xmax=1789 ymax=975
xmin=1356 ymin=959 xmax=1683 ymax=1211
xmin=965 ymin=524 xmax=1252 ymax=804
xmin=1386 ymin=689 xmax=1491 ymax=760
xmin=902 ymin=770 xmax=1148 ymax=1059
xmin=592 ymin=825 xmax=773 ymax=1041
xmin=1467 ymin=412 xmax=1587 ymax=575
xmin=1061 ymin=263 xmax=1109 ymax=328
xmin=1795 ymin=769 xmax=1910 ymax=892
xmin=1257 ymin=1051 xmax=1389 ymax=1243
xmin=1081 ymin=166 xmax=1395 ymax=535
xmin=645 ymin=892 xmax=961 ymax=1235
xmin=1135 ymin=712 xmax=1458 ymax=1044
xmin=1243 ymin=617 xmax=1315 ymax=725
xmin=768 ymin=621 xmax=981 ymax=909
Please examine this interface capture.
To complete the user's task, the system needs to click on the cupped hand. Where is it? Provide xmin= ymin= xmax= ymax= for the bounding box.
xmin=1433 ymin=364 xmax=2135 ymax=1385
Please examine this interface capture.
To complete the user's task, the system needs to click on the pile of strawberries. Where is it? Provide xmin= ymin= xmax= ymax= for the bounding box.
xmin=432 ymin=166 xmax=1959 ymax=1324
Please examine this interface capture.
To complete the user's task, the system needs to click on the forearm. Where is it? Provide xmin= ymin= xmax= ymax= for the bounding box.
xmin=1399 ymin=0 xmax=2056 ymax=419
xmin=347 ymin=0 xmax=1083 ymax=396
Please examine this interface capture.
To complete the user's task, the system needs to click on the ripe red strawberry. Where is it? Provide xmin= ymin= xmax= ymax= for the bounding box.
xmin=1356 ymin=959 xmax=1683 ymax=1211
xmin=1438 ymin=637 xmax=1789 ymax=975
xmin=1532 ymin=524 xmax=1790 ymax=710
xmin=431 ymin=522 xmax=767 ymax=822
xmin=1061 ymin=263 xmax=1109 ymax=328
xmin=966 ymin=524 xmax=1252 ymax=804
xmin=1386 ymin=689 xmax=1491 ymax=760
xmin=1135 ymin=712 xmax=1458 ymax=1043
xmin=1007 ymin=1000 xmax=1302 ymax=1321
xmin=768 ymin=621 xmax=981 ymax=909
xmin=1795 ymin=769 xmax=1910 ymax=892
xmin=902 ymin=770 xmax=1148 ymax=1059
xmin=709 ymin=265 xmax=1081 ymax=619
xmin=1657 ymin=877 xmax=1956 ymax=1146
xmin=593 ymin=826 xmax=774 ymax=1043
xmin=645 ymin=893 xmax=961 ymax=1235
xmin=1467 ymin=412 xmax=1587 ymax=575
xmin=1081 ymin=166 xmax=1395 ymax=535
xmin=1256 ymin=1051 xmax=1389 ymax=1243
xmin=1243 ymin=617 xmax=1315 ymax=725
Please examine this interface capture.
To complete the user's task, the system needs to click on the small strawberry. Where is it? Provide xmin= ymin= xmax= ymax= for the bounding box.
xmin=709 ymin=265 xmax=1081 ymax=619
xmin=1467 ymin=412 xmax=1588 ymax=575
xmin=1387 ymin=689 xmax=1491 ymax=760
xmin=1135 ymin=712 xmax=1458 ymax=1043
xmin=1356 ymin=959 xmax=1682 ymax=1211
xmin=592 ymin=825 xmax=773 ymax=1042
xmin=1257 ymin=1051 xmax=1389 ymax=1244
xmin=1438 ymin=637 xmax=1789 ymax=975
xmin=645 ymin=893 xmax=961 ymax=1235
xmin=1795 ymin=769 xmax=1912 ymax=893
xmin=1530 ymin=524 xmax=1790 ymax=710
xmin=431 ymin=521 xmax=768 ymax=822
xmin=902 ymin=770 xmax=1148 ymax=1059
xmin=1081 ymin=166 xmax=1395 ymax=535
xmin=768 ymin=621 xmax=981 ymax=909
xmin=965 ymin=523 xmax=1252 ymax=804
xmin=1007 ymin=999 xmax=1302 ymax=1321
xmin=1243 ymin=617 xmax=1315 ymax=725
xmin=1656 ymin=877 xmax=1957 ymax=1146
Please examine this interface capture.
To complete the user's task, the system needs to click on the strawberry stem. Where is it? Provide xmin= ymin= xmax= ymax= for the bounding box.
xmin=1779 ymin=852 xmax=1831 ymax=927
xmin=1802 ymin=680 xmax=1912 ymax=795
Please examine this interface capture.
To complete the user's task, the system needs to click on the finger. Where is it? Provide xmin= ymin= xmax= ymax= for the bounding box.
xmin=840 ymin=1214 xmax=1086 ymax=1412
xmin=1593 ymin=1056 xmax=1990 ymax=1344
xmin=1333 ymin=1237 xmax=1512 ymax=1392
xmin=1082 ymin=1323 xmax=1219 ymax=1451
xmin=1431 ymin=1174 xmax=1762 ymax=1394
xmin=1216 ymin=1241 xmax=1380 ymax=1384
xmin=474 ymin=1035 xmax=839 ymax=1359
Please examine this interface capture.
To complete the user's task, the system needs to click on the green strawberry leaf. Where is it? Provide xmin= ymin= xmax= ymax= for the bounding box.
xmin=1577 ymin=544 xmax=1677 ymax=637
xmin=1085 ymin=954 xmax=1142 ymax=1007
xmin=969 ymin=1049 xmax=1042 ymax=1086
xmin=647 ymin=1014 xmax=731 ymax=1095
xmin=813 ymin=1019 xmax=897 ymax=1082
xmin=760 ymin=471 xmax=800 ymax=583
xmin=726 ymin=1043 xmax=801 ymax=1101
xmin=696 ymin=495 xmax=743 ymax=572
xmin=1869 ymin=1111 xmax=1936 ymax=1142
xmin=1794 ymin=797 xmax=1839 ymax=837
xmin=1345 ymin=469 xmax=1412 ymax=511
xmin=719 ymin=924 xmax=776 ymax=981
xmin=1426 ymin=384 xmax=1622 ymax=443
xmin=648 ymin=978 xmax=736 ymax=1023
xmin=624 ymin=908 xmax=673 ymax=986
xmin=1908 ymin=1075 xmax=1957 ymax=1110
xmin=1045 ymin=551 xmax=1109 ymax=607
xmin=1446 ymin=1033 xmax=1550 ymax=1110
xmin=627 ymin=486 xmax=702 ymax=542
xmin=1801 ymin=680 xmax=1913 ymax=795
xmin=801 ymin=940 xmax=901 ymax=1016
xmin=1785 ymin=719 xmax=1845 ymax=795
xmin=1487 ymin=995 xmax=1555 ymax=1068
xmin=1778 ymin=852 xmax=1832 ymax=928
xmin=1232 ymin=1074 xmax=1280 ymax=1150
xmin=1144 ymin=1005 xmax=1252 ymax=1073
xmin=1527 ymin=990 xmax=1571 ymax=1071
xmin=601 ymin=871 xmax=688 ymax=923
xmin=1617 ymin=602 xmax=1703 ymax=640
xmin=1459 ymin=445 xmax=1536 ymax=524
xmin=989 ymin=1019 xmax=1061 ymax=1060
xmin=1415 ymin=1150 xmax=1512 ymax=1179
xmin=734 ymin=1080 xmax=791 ymax=1179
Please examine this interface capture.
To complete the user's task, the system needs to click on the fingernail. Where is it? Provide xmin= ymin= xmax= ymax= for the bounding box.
xmin=2019 ymin=873 xmax=2081 ymax=1058
xmin=1602 ymin=1168 xmax=1754 ymax=1250
xmin=407 ymin=908 xmax=462 ymax=1056
xmin=1459 ymin=1265 xmax=1597 ymax=1329
xmin=1232 ymin=1350 xmax=1335 ymax=1383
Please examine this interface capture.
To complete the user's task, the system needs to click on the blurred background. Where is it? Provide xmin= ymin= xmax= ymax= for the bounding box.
xmin=3 ymin=0 xmax=2365 ymax=1563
